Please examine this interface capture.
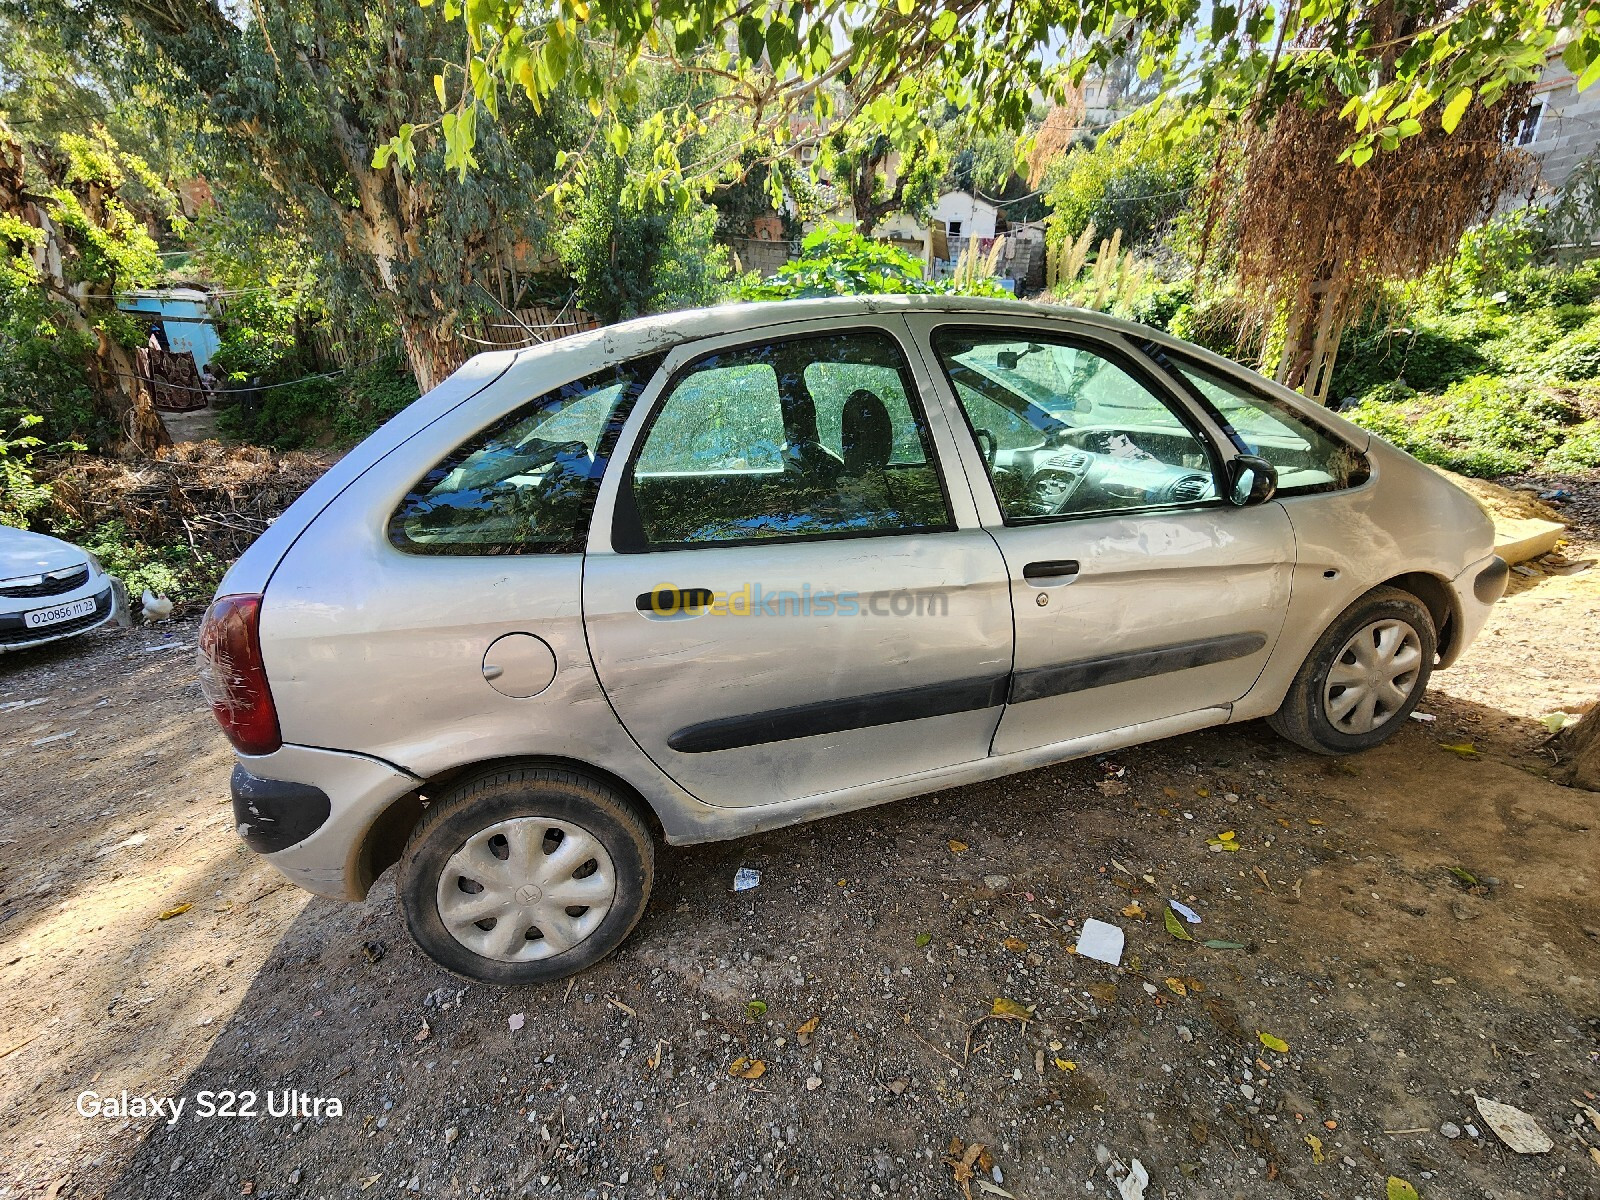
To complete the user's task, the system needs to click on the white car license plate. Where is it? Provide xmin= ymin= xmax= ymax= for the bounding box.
xmin=23 ymin=596 xmax=97 ymax=629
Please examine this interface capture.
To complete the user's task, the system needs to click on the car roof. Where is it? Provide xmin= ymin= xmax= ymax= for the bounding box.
xmin=537 ymin=295 xmax=1148 ymax=367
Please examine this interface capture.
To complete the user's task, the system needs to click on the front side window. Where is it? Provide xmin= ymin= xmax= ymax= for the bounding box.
xmin=621 ymin=331 xmax=952 ymax=549
xmin=391 ymin=358 xmax=658 ymax=555
xmin=1158 ymin=356 xmax=1371 ymax=495
xmin=932 ymin=329 xmax=1220 ymax=521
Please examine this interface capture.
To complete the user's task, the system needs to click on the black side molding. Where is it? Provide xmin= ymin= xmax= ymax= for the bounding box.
xmin=1011 ymin=632 xmax=1268 ymax=704
xmin=668 ymin=675 xmax=1009 ymax=754
xmin=231 ymin=765 xmax=332 ymax=854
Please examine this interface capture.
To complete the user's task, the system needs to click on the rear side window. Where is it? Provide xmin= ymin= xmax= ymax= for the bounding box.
xmin=391 ymin=357 xmax=660 ymax=555
xmin=1157 ymin=354 xmax=1371 ymax=495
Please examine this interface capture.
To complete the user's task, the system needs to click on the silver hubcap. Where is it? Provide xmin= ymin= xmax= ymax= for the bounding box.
xmin=436 ymin=817 xmax=616 ymax=962
xmin=1323 ymin=619 xmax=1423 ymax=734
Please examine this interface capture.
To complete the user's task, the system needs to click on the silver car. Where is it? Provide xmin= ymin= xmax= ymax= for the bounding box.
xmin=0 ymin=526 xmax=126 ymax=652
xmin=200 ymin=297 xmax=1508 ymax=984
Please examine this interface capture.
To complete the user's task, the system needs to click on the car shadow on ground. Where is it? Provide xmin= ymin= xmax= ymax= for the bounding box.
xmin=75 ymin=706 xmax=1600 ymax=1200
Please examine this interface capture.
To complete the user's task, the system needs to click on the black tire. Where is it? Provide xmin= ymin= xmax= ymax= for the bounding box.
xmin=396 ymin=766 xmax=654 ymax=986
xmin=1268 ymin=586 xmax=1437 ymax=756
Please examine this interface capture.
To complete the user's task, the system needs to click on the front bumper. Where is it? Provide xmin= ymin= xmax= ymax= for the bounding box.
xmin=0 ymin=576 xmax=125 ymax=651
xmin=1441 ymin=553 xmax=1507 ymax=668
xmin=231 ymin=744 xmax=421 ymax=901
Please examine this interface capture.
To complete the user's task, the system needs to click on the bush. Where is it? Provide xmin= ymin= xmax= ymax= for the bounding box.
xmin=1168 ymin=293 xmax=1251 ymax=360
xmin=1347 ymin=376 xmax=1600 ymax=476
xmin=217 ymin=354 xmax=418 ymax=450
xmin=71 ymin=518 xmax=228 ymax=607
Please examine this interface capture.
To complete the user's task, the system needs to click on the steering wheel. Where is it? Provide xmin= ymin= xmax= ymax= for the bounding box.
xmin=1022 ymin=449 xmax=1093 ymax=516
xmin=973 ymin=428 xmax=998 ymax=468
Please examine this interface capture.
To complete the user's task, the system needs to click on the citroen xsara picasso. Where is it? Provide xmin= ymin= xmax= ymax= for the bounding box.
xmin=200 ymin=297 xmax=1508 ymax=983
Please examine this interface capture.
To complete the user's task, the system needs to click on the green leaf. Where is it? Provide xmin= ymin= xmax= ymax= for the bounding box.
xmin=746 ymin=999 xmax=767 ymax=1019
xmin=1258 ymin=1031 xmax=1290 ymax=1053
xmin=1164 ymin=906 xmax=1194 ymax=941
xmin=915 ymin=933 xmax=932 ymax=948
xmin=738 ymin=16 xmax=764 ymax=65
xmin=1210 ymin=4 xmax=1237 ymax=40
xmin=1397 ymin=118 xmax=1421 ymax=138
xmin=433 ymin=74 xmax=447 ymax=107
xmin=1441 ymin=87 xmax=1472 ymax=133
xmin=1350 ymin=143 xmax=1374 ymax=167
xmin=1203 ymin=939 xmax=1246 ymax=950
xmin=1386 ymin=1178 xmax=1420 ymax=1200
xmin=930 ymin=10 xmax=957 ymax=40
xmin=1580 ymin=54 xmax=1600 ymax=93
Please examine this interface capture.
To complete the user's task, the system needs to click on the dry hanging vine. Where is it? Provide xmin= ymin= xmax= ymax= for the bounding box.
xmin=1193 ymin=1 xmax=1538 ymax=404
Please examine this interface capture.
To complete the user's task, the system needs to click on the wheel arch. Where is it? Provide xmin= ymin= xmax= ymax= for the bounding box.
xmin=356 ymin=755 xmax=665 ymax=898
xmin=1378 ymin=570 xmax=1461 ymax=665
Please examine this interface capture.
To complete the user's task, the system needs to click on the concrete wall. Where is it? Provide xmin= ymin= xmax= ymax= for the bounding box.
xmin=1526 ymin=55 xmax=1600 ymax=196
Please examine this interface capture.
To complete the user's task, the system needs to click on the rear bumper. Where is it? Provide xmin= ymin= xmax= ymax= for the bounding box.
xmin=231 ymin=744 xmax=421 ymax=901
xmin=1440 ymin=553 xmax=1506 ymax=669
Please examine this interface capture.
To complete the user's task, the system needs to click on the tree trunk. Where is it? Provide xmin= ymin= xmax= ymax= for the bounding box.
xmin=397 ymin=318 xmax=458 ymax=394
xmin=1551 ymin=702 xmax=1600 ymax=791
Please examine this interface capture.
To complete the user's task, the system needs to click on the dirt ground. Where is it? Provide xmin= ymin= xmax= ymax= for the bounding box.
xmin=2 ymin=485 xmax=1598 ymax=1200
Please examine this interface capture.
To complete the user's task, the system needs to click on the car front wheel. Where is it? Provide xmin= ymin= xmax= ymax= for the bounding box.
xmin=1268 ymin=586 xmax=1437 ymax=755
xmin=396 ymin=766 xmax=654 ymax=985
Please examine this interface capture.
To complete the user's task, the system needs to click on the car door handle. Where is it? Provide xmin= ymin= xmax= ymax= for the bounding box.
xmin=636 ymin=586 xmax=716 ymax=614
xmin=1022 ymin=559 xmax=1080 ymax=585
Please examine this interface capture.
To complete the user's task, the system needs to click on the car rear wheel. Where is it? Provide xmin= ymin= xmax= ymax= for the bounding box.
xmin=1268 ymin=586 xmax=1437 ymax=755
xmin=396 ymin=766 xmax=654 ymax=985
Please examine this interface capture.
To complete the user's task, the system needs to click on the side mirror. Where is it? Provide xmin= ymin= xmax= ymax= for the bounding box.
xmin=1227 ymin=455 xmax=1278 ymax=506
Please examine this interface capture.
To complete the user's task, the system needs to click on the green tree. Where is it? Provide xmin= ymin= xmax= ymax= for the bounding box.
xmin=30 ymin=0 xmax=587 ymax=392
xmin=558 ymin=151 xmax=730 ymax=325
xmin=411 ymin=0 xmax=1599 ymax=205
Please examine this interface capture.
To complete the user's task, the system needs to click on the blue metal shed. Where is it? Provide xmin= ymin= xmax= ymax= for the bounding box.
xmin=117 ymin=287 xmax=222 ymax=369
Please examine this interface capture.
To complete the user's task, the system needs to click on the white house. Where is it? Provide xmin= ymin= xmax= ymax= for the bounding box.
xmin=928 ymin=190 xmax=1000 ymax=242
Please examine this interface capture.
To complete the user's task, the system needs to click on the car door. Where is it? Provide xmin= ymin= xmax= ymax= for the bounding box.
xmin=582 ymin=319 xmax=1013 ymax=809
xmin=907 ymin=314 xmax=1296 ymax=757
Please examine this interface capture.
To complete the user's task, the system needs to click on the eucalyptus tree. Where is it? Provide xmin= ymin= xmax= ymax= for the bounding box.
xmin=31 ymin=0 xmax=586 ymax=391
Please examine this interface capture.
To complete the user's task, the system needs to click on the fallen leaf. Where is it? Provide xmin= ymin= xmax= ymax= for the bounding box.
xmin=1164 ymin=977 xmax=1188 ymax=997
xmin=1258 ymin=1031 xmax=1290 ymax=1053
xmin=1120 ymin=902 xmax=1146 ymax=919
xmin=1438 ymin=741 xmax=1479 ymax=758
xmin=1590 ymin=1146 xmax=1600 ymax=1169
xmin=1162 ymin=786 xmax=1179 ymax=798
xmin=1054 ymin=1057 xmax=1077 ymax=1070
xmin=1085 ymin=983 xmax=1118 ymax=1004
xmin=795 ymin=1016 xmax=820 ymax=1037
xmin=413 ymin=1021 xmax=431 ymax=1044
xmin=157 ymin=903 xmax=192 ymax=921
xmin=915 ymin=932 xmax=932 ymax=948
xmin=948 ymin=840 xmax=968 ymax=853
xmin=1307 ymin=818 xmax=1324 ymax=826
xmin=1474 ymin=1094 xmax=1553 ymax=1153
xmin=728 ymin=1056 xmax=766 ymax=1080
xmin=1097 ymin=779 xmax=1129 ymax=796
xmin=887 ymin=1077 xmax=909 ymax=1095
xmin=1163 ymin=906 xmax=1194 ymax=941
xmin=990 ymin=996 xmax=1032 ymax=1021
xmin=1002 ymin=936 xmax=1028 ymax=953
xmin=1385 ymin=1177 xmax=1419 ymax=1200
xmin=1203 ymin=939 xmax=1246 ymax=950
xmin=1304 ymin=1133 xmax=1325 ymax=1164
xmin=1447 ymin=865 xmax=1483 ymax=888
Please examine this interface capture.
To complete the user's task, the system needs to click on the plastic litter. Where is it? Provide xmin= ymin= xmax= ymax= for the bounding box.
xmin=1105 ymin=1154 xmax=1148 ymax=1200
xmin=1075 ymin=918 xmax=1125 ymax=966
xmin=1168 ymin=899 xmax=1202 ymax=925
xmin=732 ymin=867 xmax=762 ymax=892
xmin=1408 ymin=711 xmax=1436 ymax=722
xmin=1474 ymin=1094 xmax=1552 ymax=1154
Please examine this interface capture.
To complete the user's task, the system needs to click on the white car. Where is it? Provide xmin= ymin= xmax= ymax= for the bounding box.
xmin=201 ymin=296 xmax=1508 ymax=983
xmin=0 ymin=526 xmax=127 ymax=651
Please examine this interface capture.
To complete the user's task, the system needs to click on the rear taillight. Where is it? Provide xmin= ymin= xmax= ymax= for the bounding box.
xmin=198 ymin=594 xmax=282 ymax=756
